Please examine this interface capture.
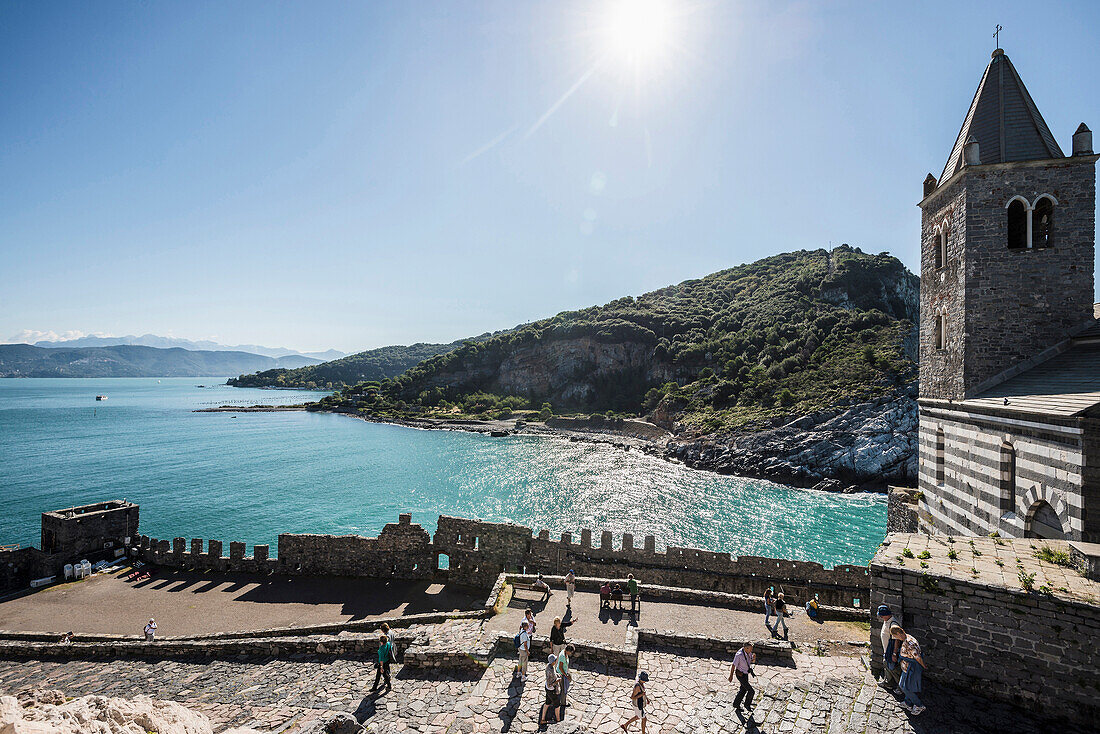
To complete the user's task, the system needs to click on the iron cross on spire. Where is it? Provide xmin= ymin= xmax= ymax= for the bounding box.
xmin=994 ymin=24 xmax=1002 ymax=49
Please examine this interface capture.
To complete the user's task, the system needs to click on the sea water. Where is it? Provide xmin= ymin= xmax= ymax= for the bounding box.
xmin=0 ymin=378 xmax=886 ymax=567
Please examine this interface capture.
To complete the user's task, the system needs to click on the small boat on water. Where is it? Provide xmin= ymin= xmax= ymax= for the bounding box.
xmin=95 ymin=395 xmax=107 ymax=401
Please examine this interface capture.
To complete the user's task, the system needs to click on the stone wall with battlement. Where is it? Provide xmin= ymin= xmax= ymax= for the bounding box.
xmin=134 ymin=513 xmax=871 ymax=607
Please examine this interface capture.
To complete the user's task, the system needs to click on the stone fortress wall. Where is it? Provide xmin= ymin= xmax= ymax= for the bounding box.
xmin=132 ymin=513 xmax=871 ymax=607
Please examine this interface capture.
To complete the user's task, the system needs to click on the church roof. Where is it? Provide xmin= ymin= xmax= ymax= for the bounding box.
xmin=941 ymin=49 xmax=1064 ymax=181
xmin=965 ymin=324 xmax=1100 ymax=417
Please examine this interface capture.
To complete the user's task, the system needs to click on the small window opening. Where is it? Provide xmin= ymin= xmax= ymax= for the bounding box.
xmin=934 ymin=313 xmax=947 ymax=350
xmin=474 ymin=536 xmax=480 ymax=550
xmin=437 ymin=553 xmax=450 ymax=571
xmin=1007 ymin=200 xmax=1028 ymax=249
xmin=1033 ymin=197 xmax=1054 ymax=248
xmin=935 ymin=428 xmax=946 ymax=485
xmin=1000 ymin=442 xmax=1017 ymax=514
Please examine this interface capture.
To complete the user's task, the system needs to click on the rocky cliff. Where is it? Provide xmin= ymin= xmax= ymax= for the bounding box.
xmin=666 ymin=388 xmax=917 ymax=490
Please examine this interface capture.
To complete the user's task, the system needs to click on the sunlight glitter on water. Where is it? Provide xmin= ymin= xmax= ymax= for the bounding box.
xmin=0 ymin=378 xmax=885 ymax=568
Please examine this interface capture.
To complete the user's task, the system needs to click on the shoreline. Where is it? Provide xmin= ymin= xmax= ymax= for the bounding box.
xmin=194 ymin=404 xmax=310 ymax=412
xmin=316 ymin=407 xmax=890 ymax=496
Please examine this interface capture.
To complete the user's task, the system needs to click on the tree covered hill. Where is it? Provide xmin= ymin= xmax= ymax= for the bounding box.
xmin=318 ymin=246 xmax=919 ymax=431
xmin=228 ymin=338 xmax=495 ymax=390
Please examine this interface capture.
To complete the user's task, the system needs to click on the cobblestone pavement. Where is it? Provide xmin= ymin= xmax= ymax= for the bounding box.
xmin=0 ymin=643 xmax=1085 ymax=733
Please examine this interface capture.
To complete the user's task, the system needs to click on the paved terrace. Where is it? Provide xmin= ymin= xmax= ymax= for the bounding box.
xmin=486 ymin=588 xmax=869 ymax=649
xmin=0 ymin=567 xmax=483 ymax=635
xmin=878 ymin=534 xmax=1099 ymax=604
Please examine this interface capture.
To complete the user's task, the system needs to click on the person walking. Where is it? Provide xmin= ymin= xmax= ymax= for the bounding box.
xmin=516 ymin=620 xmax=532 ymax=681
xmin=627 ymin=573 xmax=639 ymax=613
xmin=891 ymin=626 xmax=926 ymax=715
xmin=565 ymin=569 xmax=576 ymax=608
xmin=550 ymin=616 xmax=574 ymax=658
xmin=555 ymin=644 xmax=574 ymax=707
xmin=877 ymin=605 xmax=902 ymax=691
xmin=621 ymin=671 xmax=649 ymax=733
xmin=143 ymin=618 xmax=157 ymax=641
xmin=380 ymin=622 xmax=396 ymax=648
xmin=729 ymin=642 xmax=757 ymax=712
xmin=539 ymin=653 xmax=561 ymax=725
xmin=763 ymin=588 xmax=776 ymax=634
xmin=773 ymin=593 xmax=790 ymax=639
xmin=372 ymin=632 xmax=394 ymax=693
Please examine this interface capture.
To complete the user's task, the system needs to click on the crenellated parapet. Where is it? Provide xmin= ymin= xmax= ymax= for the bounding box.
xmin=83 ymin=508 xmax=872 ymax=606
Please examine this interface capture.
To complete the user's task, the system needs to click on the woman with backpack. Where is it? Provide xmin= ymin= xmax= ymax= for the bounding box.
xmin=620 ymin=671 xmax=650 ymax=733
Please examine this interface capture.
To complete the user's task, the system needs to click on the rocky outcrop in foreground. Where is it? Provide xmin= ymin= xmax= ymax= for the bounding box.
xmin=667 ymin=389 xmax=917 ymax=491
xmin=0 ymin=689 xmax=260 ymax=734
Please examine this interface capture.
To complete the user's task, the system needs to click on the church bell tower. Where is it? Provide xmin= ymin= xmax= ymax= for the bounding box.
xmin=918 ymin=48 xmax=1097 ymax=401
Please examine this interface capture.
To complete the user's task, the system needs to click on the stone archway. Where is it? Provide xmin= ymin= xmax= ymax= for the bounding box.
xmin=1025 ymin=500 xmax=1066 ymax=540
xmin=1020 ymin=485 xmax=1072 ymax=540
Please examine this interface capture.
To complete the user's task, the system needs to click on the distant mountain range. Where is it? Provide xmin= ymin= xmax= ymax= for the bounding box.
xmin=0 ymin=344 xmax=324 ymax=378
xmin=30 ymin=334 xmax=345 ymax=361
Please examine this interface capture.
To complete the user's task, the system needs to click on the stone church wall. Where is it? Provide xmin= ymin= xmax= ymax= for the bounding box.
xmin=917 ymin=405 xmax=1086 ymax=540
xmin=959 ymin=160 xmax=1096 ymax=396
xmin=919 ymin=181 xmax=968 ymax=400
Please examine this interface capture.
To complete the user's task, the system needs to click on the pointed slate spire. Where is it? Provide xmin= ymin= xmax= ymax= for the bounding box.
xmin=941 ymin=49 xmax=1064 ymax=180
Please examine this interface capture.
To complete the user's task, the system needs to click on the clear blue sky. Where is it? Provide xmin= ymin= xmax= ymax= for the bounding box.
xmin=2 ymin=1 xmax=1098 ymax=353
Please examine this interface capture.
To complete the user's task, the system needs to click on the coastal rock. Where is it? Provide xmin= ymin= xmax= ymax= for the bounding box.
xmin=0 ymin=691 xmax=255 ymax=734
xmin=667 ymin=386 xmax=917 ymax=490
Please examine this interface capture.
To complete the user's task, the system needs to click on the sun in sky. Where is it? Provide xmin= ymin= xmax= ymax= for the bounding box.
xmin=603 ymin=0 xmax=678 ymax=68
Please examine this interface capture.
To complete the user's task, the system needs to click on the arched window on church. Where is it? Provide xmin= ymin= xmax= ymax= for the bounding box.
xmin=934 ymin=313 xmax=947 ymax=350
xmin=1033 ymin=196 xmax=1054 ymax=248
xmin=999 ymin=441 xmax=1016 ymax=514
xmin=933 ymin=225 xmax=948 ymax=269
xmin=934 ymin=428 xmax=945 ymax=485
xmin=1007 ymin=199 xmax=1028 ymax=250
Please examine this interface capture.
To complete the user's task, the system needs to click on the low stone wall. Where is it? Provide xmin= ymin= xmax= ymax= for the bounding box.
xmin=886 ymin=487 xmax=919 ymax=533
xmin=868 ymin=535 xmax=1100 ymax=726
xmin=505 ymin=574 xmax=867 ymax=621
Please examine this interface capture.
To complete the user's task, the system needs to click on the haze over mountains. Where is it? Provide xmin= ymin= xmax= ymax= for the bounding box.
xmin=25 ymin=334 xmax=345 ymax=361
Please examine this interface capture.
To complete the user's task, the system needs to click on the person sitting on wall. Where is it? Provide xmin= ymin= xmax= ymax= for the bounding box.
xmin=600 ymin=580 xmax=612 ymax=609
xmin=805 ymin=595 xmax=821 ymax=622
xmin=611 ymin=582 xmax=624 ymax=609
xmin=143 ymin=618 xmax=157 ymax=642
xmin=533 ymin=572 xmax=552 ymax=601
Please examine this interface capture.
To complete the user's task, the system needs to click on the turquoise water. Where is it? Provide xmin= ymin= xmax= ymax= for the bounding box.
xmin=0 ymin=378 xmax=886 ymax=567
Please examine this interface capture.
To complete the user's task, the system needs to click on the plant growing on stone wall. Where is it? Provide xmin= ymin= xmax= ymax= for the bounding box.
xmin=917 ymin=574 xmax=943 ymax=595
xmin=918 ymin=550 xmax=931 ymax=559
xmin=1018 ymin=569 xmax=1037 ymax=591
xmin=920 ymin=561 xmax=928 ymax=569
xmin=1038 ymin=583 xmax=1055 ymax=595
xmin=995 ymin=559 xmax=1004 ymax=567
xmin=1035 ymin=546 xmax=1073 ymax=567
xmin=947 ymin=549 xmax=958 ymax=560
xmin=902 ymin=548 xmax=914 ymax=558
xmin=896 ymin=556 xmax=905 ymax=565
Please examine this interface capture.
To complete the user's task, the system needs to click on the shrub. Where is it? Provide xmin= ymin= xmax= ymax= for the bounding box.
xmin=1035 ymin=546 xmax=1073 ymax=567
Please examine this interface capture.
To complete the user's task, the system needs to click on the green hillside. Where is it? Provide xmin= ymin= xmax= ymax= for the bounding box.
xmin=228 ymin=339 xmax=490 ymax=390
xmin=316 ymin=247 xmax=919 ymax=431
